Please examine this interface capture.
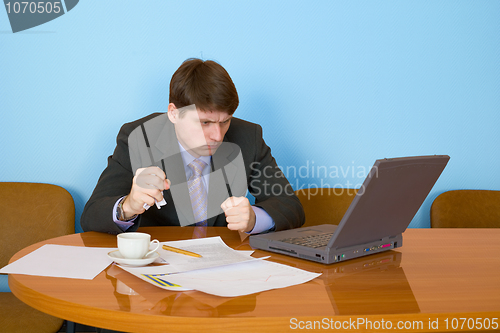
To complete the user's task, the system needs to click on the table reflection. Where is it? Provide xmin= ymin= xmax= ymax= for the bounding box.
xmin=106 ymin=248 xmax=418 ymax=318
xmin=325 ymin=252 xmax=419 ymax=315
xmin=259 ymin=251 xmax=419 ymax=316
xmin=105 ymin=264 xmax=256 ymax=317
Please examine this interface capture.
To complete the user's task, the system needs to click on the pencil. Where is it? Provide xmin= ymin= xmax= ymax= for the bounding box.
xmin=162 ymin=245 xmax=202 ymax=258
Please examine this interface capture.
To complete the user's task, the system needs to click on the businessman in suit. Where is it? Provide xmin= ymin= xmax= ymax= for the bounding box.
xmin=81 ymin=58 xmax=304 ymax=235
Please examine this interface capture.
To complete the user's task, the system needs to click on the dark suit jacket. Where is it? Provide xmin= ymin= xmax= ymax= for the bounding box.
xmin=127 ymin=112 xmax=249 ymax=227
xmin=80 ymin=113 xmax=305 ymax=234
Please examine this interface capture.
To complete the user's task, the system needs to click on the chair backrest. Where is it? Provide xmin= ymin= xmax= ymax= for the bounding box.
xmin=430 ymin=190 xmax=500 ymax=228
xmin=295 ymin=188 xmax=358 ymax=227
xmin=0 ymin=182 xmax=75 ymax=268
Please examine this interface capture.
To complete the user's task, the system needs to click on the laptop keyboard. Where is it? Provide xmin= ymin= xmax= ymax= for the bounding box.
xmin=279 ymin=232 xmax=334 ymax=248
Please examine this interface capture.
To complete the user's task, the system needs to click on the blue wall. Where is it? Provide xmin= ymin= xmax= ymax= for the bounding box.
xmin=1 ymin=1 xmax=499 ymax=232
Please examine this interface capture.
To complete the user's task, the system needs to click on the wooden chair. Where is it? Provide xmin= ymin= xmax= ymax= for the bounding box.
xmin=295 ymin=188 xmax=358 ymax=227
xmin=430 ymin=190 xmax=500 ymax=228
xmin=0 ymin=182 xmax=75 ymax=333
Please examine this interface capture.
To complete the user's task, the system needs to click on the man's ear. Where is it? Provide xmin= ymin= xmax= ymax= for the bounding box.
xmin=167 ymin=103 xmax=178 ymax=123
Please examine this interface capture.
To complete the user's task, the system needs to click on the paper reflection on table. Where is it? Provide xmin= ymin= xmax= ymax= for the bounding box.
xmin=106 ymin=264 xmax=256 ymax=317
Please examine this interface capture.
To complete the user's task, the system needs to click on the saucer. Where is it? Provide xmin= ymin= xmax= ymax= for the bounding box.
xmin=108 ymin=250 xmax=160 ymax=267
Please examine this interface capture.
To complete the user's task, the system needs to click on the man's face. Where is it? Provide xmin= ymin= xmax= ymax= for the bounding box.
xmin=168 ymin=104 xmax=232 ymax=157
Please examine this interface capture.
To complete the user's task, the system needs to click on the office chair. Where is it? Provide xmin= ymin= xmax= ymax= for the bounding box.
xmin=430 ymin=190 xmax=500 ymax=228
xmin=295 ymin=188 xmax=358 ymax=227
xmin=0 ymin=182 xmax=75 ymax=333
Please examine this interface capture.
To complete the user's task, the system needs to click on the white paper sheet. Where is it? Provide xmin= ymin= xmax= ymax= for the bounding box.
xmin=0 ymin=244 xmax=114 ymax=280
xmin=168 ymin=260 xmax=321 ymax=297
xmin=122 ymin=236 xmax=261 ymax=275
xmin=116 ymin=237 xmax=321 ymax=297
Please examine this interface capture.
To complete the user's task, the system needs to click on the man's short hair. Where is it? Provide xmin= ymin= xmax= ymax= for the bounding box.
xmin=169 ymin=58 xmax=239 ymax=115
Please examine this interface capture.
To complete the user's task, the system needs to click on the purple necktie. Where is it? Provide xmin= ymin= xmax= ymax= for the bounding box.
xmin=188 ymin=159 xmax=208 ymax=226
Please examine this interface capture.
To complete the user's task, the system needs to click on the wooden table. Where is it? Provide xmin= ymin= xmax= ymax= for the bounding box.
xmin=8 ymin=227 xmax=500 ymax=332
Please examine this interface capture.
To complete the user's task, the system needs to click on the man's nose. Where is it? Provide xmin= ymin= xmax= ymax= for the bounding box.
xmin=210 ymin=124 xmax=223 ymax=142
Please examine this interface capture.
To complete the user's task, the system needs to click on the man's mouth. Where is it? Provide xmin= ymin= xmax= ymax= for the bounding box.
xmin=207 ymin=143 xmax=220 ymax=150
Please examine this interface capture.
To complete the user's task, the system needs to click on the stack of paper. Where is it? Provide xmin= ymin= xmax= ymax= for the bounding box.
xmin=118 ymin=236 xmax=321 ymax=297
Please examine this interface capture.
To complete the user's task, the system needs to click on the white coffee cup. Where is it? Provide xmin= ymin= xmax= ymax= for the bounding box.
xmin=117 ymin=232 xmax=160 ymax=259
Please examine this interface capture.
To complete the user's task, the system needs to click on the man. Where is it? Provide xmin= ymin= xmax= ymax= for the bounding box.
xmin=81 ymin=58 xmax=304 ymax=234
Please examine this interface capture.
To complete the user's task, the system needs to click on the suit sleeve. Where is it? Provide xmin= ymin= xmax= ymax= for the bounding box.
xmin=80 ymin=123 xmax=141 ymax=234
xmin=247 ymin=125 xmax=305 ymax=231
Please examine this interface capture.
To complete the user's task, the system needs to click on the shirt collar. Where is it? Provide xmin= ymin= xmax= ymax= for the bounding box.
xmin=178 ymin=142 xmax=211 ymax=172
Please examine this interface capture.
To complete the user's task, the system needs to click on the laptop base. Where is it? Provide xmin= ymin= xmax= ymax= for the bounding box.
xmin=250 ymin=224 xmax=402 ymax=264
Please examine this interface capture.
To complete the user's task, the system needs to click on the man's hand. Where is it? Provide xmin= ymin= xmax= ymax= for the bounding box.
xmin=122 ymin=166 xmax=170 ymax=219
xmin=221 ymin=196 xmax=256 ymax=233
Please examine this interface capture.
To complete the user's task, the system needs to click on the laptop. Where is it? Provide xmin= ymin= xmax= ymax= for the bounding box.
xmin=249 ymin=155 xmax=450 ymax=264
